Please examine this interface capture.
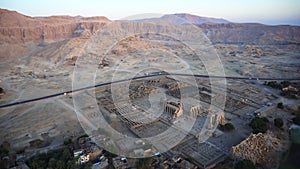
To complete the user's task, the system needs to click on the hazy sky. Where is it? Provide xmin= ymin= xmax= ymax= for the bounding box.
xmin=1 ymin=0 xmax=300 ymax=25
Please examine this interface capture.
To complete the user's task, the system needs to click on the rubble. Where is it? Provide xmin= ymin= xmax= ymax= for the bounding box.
xmin=232 ymin=132 xmax=283 ymax=168
xmin=244 ymin=45 xmax=264 ymax=57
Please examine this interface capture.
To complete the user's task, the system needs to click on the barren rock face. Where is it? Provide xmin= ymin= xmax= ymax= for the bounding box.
xmin=0 ymin=9 xmax=111 ymax=45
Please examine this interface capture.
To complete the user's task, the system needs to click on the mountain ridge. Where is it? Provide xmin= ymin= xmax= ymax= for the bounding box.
xmin=161 ymin=13 xmax=230 ymax=24
xmin=0 ymin=8 xmax=299 ymax=60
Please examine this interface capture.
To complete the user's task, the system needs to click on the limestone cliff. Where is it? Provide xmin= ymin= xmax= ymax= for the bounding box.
xmin=0 ymin=9 xmax=111 ymax=44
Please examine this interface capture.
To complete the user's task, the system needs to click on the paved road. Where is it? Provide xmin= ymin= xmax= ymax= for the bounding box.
xmin=0 ymin=73 xmax=299 ymax=108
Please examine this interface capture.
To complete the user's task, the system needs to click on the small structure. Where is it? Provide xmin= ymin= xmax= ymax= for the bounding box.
xmin=98 ymin=58 xmax=109 ymax=67
xmin=112 ymin=157 xmax=129 ymax=169
xmin=189 ymin=105 xmax=201 ymax=117
xmin=135 ymin=139 xmax=145 ymax=145
xmin=208 ymin=112 xmax=225 ymax=129
xmin=92 ymin=159 xmax=109 ymax=169
xmin=73 ymin=149 xmax=83 ymax=157
xmin=80 ymin=154 xmax=90 ymax=164
xmin=282 ymin=85 xmax=299 ymax=93
xmin=155 ymin=152 xmax=162 ymax=157
xmin=266 ymin=102 xmax=273 ymax=106
xmin=164 ymin=101 xmax=183 ymax=119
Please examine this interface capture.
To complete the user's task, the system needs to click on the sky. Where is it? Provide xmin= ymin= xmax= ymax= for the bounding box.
xmin=1 ymin=0 xmax=300 ymax=25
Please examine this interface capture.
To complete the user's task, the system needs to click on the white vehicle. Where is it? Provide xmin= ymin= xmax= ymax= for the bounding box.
xmin=99 ymin=155 xmax=105 ymax=161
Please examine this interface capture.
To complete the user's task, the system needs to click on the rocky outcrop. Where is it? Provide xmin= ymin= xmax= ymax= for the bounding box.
xmin=0 ymin=9 xmax=111 ymax=45
xmin=232 ymin=132 xmax=283 ymax=168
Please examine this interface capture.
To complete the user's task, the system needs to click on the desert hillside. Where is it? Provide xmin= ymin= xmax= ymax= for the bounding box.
xmin=199 ymin=22 xmax=300 ymax=45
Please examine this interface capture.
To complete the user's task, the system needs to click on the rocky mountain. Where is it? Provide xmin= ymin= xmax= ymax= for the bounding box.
xmin=129 ymin=13 xmax=300 ymax=45
xmin=0 ymin=8 xmax=111 ymax=62
xmin=0 ymin=8 xmax=111 ymax=45
xmin=0 ymin=8 xmax=300 ymax=61
xmin=130 ymin=13 xmax=229 ymax=25
xmin=198 ymin=23 xmax=300 ymax=45
xmin=2 ymin=8 xmax=300 ymax=47
xmin=161 ymin=13 xmax=230 ymax=24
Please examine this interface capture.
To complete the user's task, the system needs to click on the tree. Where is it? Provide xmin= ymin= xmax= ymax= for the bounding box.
xmin=266 ymin=81 xmax=282 ymax=89
xmin=274 ymin=118 xmax=284 ymax=128
xmin=48 ymin=158 xmax=56 ymax=169
xmin=219 ymin=123 xmax=235 ymax=131
xmin=84 ymin=162 xmax=92 ymax=169
xmin=16 ymin=148 xmax=25 ymax=154
xmin=27 ymin=148 xmax=76 ymax=169
xmin=61 ymin=148 xmax=71 ymax=162
xmin=0 ymin=147 xmax=9 ymax=155
xmin=64 ymin=138 xmax=72 ymax=145
xmin=277 ymin=102 xmax=284 ymax=109
xmin=29 ymin=161 xmax=39 ymax=169
xmin=281 ymin=81 xmax=291 ymax=88
xmin=235 ymin=159 xmax=256 ymax=169
xmin=249 ymin=117 xmax=268 ymax=134
xmin=66 ymin=160 xmax=76 ymax=169
xmin=56 ymin=160 xmax=65 ymax=169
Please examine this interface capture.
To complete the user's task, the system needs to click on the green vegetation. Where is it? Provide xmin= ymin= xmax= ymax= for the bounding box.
xmin=280 ymin=86 xmax=298 ymax=98
xmin=218 ymin=123 xmax=235 ymax=131
xmin=277 ymin=102 xmax=284 ymax=109
xmin=274 ymin=118 xmax=284 ymax=128
xmin=16 ymin=148 xmax=25 ymax=154
xmin=27 ymin=148 xmax=78 ymax=169
xmin=0 ymin=147 xmax=9 ymax=155
xmin=83 ymin=162 xmax=92 ymax=169
xmin=265 ymin=81 xmax=297 ymax=98
xmin=235 ymin=159 xmax=256 ymax=169
xmin=265 ymin=81 xmax=291 ymax=89
xmin=63 ymin=138 xmax=72 ymax=145
xmin=0 ymin=141 xmax=10 ymax=155
xmin=265 ymin=81 xmax=282 ymax=89
xmin=281 ymin=81 xmax=291 ymax=88
xmin=280 ymin=90 xmax=291 ymax=97
xmin=249 ymin=117 xmax=268 ymax=134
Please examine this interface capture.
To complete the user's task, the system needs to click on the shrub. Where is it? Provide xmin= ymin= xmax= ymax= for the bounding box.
xmin=249 ymin=117 xmax=268 ymax=134
xmin=27 ymin=148 xmax=76 ymax=169
xmin=281 ymin=81 xmax=291 ymax=88
xmin=277 ymin=102 xmax=284 ymax=109
xmin=266 ymin=81 xmax=282 ymax=89
xmin=274 ymin=118 xmax=284 ymax=128
xmin=0 ymin=147 xmax=9 ymax=155
xmin=219 ymin=123 xmax=235 ymax=131
xmin=63 ymin=138 xmax=72 ymax=145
